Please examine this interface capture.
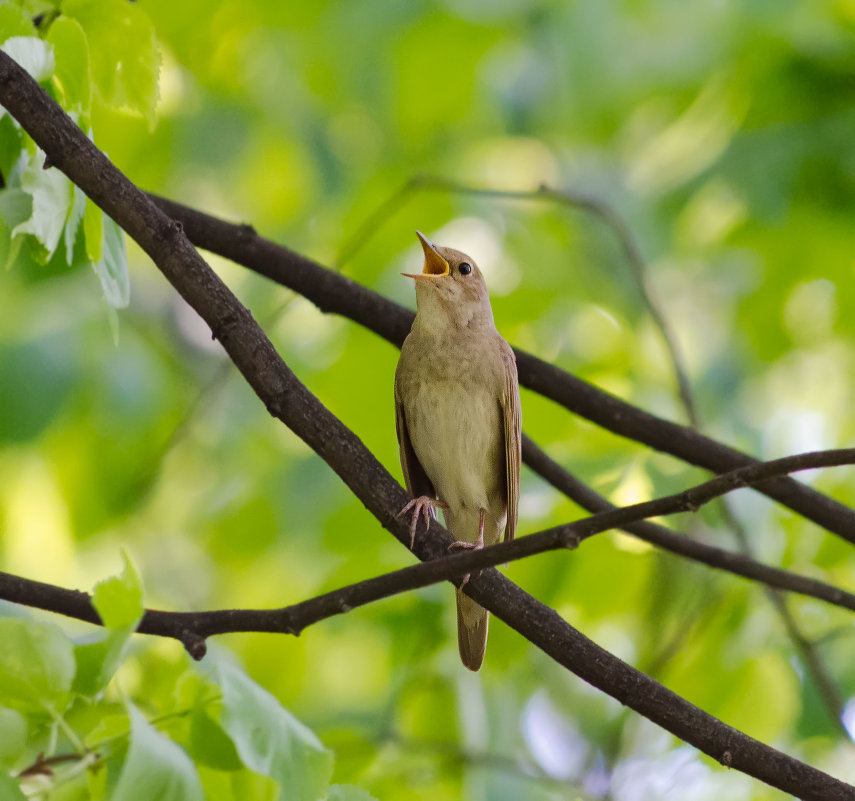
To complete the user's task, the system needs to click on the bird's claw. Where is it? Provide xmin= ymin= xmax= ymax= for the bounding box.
xmin=448 ymin=540 xmax=479 ymax=552
xmin=448 ymin=534 xmax=484 ymax=588
xmin=398 ymin=496 xmax=447 ymax=549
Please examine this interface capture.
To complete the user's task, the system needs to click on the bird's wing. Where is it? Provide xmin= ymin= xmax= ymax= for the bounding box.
xmin=500 ymin=342 xmax=522 ymax=543
xmin=394 ymin=380 xmax=436 ymax=502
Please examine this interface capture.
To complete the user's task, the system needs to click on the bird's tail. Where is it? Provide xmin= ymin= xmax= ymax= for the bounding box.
xmin=456 ymin=588 xmax=488 ymax=672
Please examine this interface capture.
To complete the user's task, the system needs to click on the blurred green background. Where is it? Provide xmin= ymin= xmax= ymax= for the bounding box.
xmin=3 ymin=1 xmax=855 ymax=799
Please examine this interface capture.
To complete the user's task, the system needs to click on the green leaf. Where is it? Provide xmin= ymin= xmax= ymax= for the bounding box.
xmin=92 ymin=550 xmax=143 ymax=628
xmin=0 ymin=707 xmax=27 ymax=768
xmin=112 ymin=703 xmax=204 ymax=801
xmin=0 ymin=619 xmax=75 ymax=714
xmin=73 ymin=630 xmax=125 ymax=699
xmin=187 ymin=707 xmax=243 ymax=771
xmin=216 ymin=661 xmax=334 ymax=801
xmin=20 ymin=1 xmax=57 ymax=18
xmin=62 ymin=0 xmax=160 ymax=127
xmin=0 ymin=114 xmax=23 ymax=179
xmin=327 ymin=786 xmax=379 ymax=801
xmin=0 ymin=36 xmax=54 ymax=82
xmin=82 ymin=196 xmax=103 ymax=262
xmin=90 ymin=213 xmax=129 ymax=307
xmin=64 ymin=183 xmax=86 ymax=264
xmin=0 ymin=4 xmax=36 ymax=41
xmin=73 ymin=552 xmax=143 ymax=697
xmin=11 ymin=149 xmax=72 ymax=262
xmin=0 ymin=772 xmax=26 ymax=801
xmin=0 ymin=188 xmax=32 ymax=271
xmin=46 ymin=16 xmax=91 ymax=116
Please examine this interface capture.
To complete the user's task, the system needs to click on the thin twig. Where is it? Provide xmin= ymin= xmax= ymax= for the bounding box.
xmin=16 ymin=752 xmax=85 ymax=779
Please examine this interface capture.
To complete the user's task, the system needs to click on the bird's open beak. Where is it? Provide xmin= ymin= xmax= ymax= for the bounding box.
xmin=402 ymin=230 xmax=450 ymax=281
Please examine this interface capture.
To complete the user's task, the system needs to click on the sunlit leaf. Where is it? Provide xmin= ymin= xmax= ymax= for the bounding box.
xmin=83 ymin=196 xmax=103 ymax=262
xmin=0 ymin=4 xmax=36 ymax=42
xmin=73 ymin=552 xmax=144 ymax=697
xmin=63 ymin=0 xmax=160 ymax=127
xmin=93 ymin=550 xmax=144 ymax=628
xmin=47 ymin=15 xmax=92 ymax=116
xmin=0 ymin=36 xmax=54 ymax=82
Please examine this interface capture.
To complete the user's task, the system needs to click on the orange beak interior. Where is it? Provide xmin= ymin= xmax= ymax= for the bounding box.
xmin=416 ymin=231 xmax=449 ymax=277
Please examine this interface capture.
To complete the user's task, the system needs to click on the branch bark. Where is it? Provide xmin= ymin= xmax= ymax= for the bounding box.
xmin=1 ymin=52 xmax=853 ymax=800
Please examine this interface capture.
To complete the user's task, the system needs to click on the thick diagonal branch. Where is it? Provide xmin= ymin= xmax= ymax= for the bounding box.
xmin=1 ymin=53 xmax=852 ymax=800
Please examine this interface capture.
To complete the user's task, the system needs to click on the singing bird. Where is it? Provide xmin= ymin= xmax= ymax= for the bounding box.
xmin=394 ymin=231 xmax=521 ymax=671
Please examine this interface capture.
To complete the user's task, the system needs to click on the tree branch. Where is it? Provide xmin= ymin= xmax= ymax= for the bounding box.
xmin=145 ymin=193 xmax=855 ymax=543
xmin=5 ymin=447 xmax=854 ymax=646
xmin=521 ymin=437 xmax=855 ymax=611
xmin=4 ymin=448 xmax=855 ymax=648
xmin=2 ymin=52 xmax=853 ymax=800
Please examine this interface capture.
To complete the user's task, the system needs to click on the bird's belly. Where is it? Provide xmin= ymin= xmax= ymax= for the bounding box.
xmin=406 ymin=380 xmax=504 ymax=513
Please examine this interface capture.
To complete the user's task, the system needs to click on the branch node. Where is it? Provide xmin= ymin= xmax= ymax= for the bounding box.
xmin=180 ymin=630 xmax=207 ymax=661
xmin=237 ymin=223 xmax=256 ymax=241
xmin=683 ymin=493 xmax=701 ymax=513
xmin=561 ymin=531 xmax=581 ymax=550
xmin=42 ymin=153 xmax=54 ymax=170
xmin=210 ymin=312 xmax=239 ymax=343
xmin=720 ymin=749 xmax=733 ymax=768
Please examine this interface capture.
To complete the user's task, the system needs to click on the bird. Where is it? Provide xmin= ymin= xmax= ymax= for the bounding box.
xmin=394 ymin=230 xmax=521 ymax=671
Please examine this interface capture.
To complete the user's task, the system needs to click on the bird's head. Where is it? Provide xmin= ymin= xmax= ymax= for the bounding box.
xmin=404 ymin=231 xmax=494 ymax=330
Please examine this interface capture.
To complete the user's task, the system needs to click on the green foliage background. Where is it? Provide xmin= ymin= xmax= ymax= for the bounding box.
xmin=2 ymin=0 xmax=855 ymax=799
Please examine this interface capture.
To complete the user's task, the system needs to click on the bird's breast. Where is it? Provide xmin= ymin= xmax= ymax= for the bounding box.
xmin=402 ymin=368 xmax=505 ymax=515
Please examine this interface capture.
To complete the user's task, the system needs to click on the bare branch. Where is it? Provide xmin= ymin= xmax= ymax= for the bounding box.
xmin=2 ymin=52 xmax=854 ymax=800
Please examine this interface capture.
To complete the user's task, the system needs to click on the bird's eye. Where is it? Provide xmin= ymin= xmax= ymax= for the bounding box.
xmin=458 ymin=262 xmax=472 ymax=276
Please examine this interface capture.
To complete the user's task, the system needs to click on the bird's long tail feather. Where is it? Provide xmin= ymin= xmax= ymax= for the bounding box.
xmin=456 ymin=588 xmax=488 ymax=672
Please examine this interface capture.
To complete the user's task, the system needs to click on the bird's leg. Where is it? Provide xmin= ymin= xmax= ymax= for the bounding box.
xmin=449 ymin=509 xmax=486 ymax=588
xmin=397 ymin=496 xmax=447 ymax=548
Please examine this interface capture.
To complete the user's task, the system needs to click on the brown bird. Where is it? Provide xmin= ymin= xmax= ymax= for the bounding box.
xmin=394 ymin=231 xmax=521 ymax=671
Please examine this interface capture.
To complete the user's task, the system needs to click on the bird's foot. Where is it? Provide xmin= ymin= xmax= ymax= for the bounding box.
xmin=448 ymin=539 xmax=482 ymax=552
xmin=448 ymin=514 xmax=486 ymax=588
xmin=398 ymin=496 xmax=447 ymax=548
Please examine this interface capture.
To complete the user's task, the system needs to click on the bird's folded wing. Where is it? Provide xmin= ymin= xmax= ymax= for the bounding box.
xmin=394 ymin=391 xmax=436 ymax=503
xmin=501 ymin=344 xmax=522 ymax=543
